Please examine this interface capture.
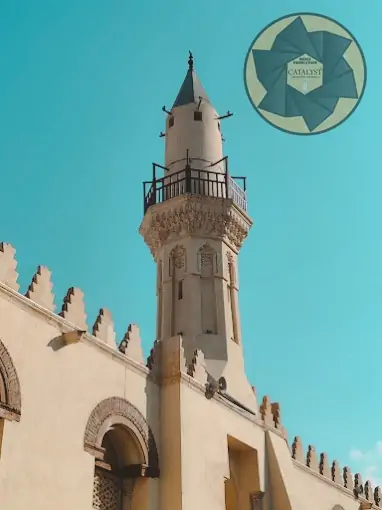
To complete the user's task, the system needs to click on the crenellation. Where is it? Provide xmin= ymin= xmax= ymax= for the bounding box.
xmin=365 ymin=480 xmax=374 ymax=502
xmin=187 ymin=348 xmax=208 ymax=385
xmin=291 ymin=436 xmax=304 ymax=462
xmin=271 ymin=401 xmax=282 ymax=429
xmin=375 ymin=486 xmax=382 ymax=506
xmin=319 ymin=452 xmax=331 ymax=478
xmin=343 ymin=466 xmax=354 ymax=491
xmin=59 ymin=287 xmax=87 ymax=330
xmin=146 ymin=340 xmax=160 ymax=379
xmin=2 ymin=55 xmax=379 ymax=510
xmin=25 ymin=265 xmax=55 ymax=312
xmin=118 ymin=324 xmax=144 ymax=364
xmin=306 ymin=444 xmax=319 ymax=472
xmin=332 ymin=460 xmax=342 ymax=485
xmin=0 ymin=242 xmax=19 ymax=291
xmin=92 ymin=308 xmax=116 ymax=347
xmin=354 ymin=473 xmax=363 ymax=496
xmin=146 ymin=335 xmax=188 ymax=383
xmin=260 ymin=396 xmax=274 ymax=427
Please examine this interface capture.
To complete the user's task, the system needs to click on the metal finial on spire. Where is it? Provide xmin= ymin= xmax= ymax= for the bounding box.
xmin=188 ymin=51 xmax=194 ymax=71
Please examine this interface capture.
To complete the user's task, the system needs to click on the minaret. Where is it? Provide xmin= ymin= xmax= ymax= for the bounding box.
xmin=140 ymin=53 xmax=257 ymax=411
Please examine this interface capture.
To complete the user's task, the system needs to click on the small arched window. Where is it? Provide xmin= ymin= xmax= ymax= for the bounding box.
xmin=194 ymin=111 xmax=202 ymax=121
xmin=85 ymin=397 xmax=159 ymax=510
xmin=0 ymin=340 xmax=21 ymax=459
xmin=0 ymin=339 xmax=21 ymax=422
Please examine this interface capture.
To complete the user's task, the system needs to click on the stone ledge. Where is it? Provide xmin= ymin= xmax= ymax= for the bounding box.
xmin=293 ymin=458 xmax=367 ymax=503
xmin=0 ymin=282 xmax=150 ymax=379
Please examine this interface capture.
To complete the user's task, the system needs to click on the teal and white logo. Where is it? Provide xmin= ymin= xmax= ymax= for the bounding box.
xmin=244 ymin=13 xmax=367 ymax=135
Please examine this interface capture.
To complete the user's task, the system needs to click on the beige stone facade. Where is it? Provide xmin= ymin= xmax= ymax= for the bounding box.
xmin=0 ymin=55 xmax=378 ymax=510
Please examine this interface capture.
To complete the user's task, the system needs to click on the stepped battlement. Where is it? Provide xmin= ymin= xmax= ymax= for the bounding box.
xmin=291 ymin=435 xmax=382 ymax=506
xmin=1 ymin=241 xmax=378 ymax=505
xmin=0 ymin=242 xmax=145 ymax=365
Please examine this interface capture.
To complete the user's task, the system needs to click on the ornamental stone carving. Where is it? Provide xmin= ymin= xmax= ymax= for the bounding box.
xmin=170 ymin=244 xmax=186 ymax=269
xmin=0 ymin=339 xmax=21 ymax=422
xmin=140 ymin=196 xmax=251 ymax=258
xmin=84 ymin=396 xmax=159 ymax=477
xmin=198 ymin=243 xmax=217 ymax=274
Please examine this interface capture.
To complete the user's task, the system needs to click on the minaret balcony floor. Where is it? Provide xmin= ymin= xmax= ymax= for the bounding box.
xmin=143 ymin=160 xmax=247 ymax=214
xmin=139 ymin=192 xmax=253 ymax=259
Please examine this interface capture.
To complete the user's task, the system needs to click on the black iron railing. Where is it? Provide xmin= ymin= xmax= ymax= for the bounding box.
xmin=143 ymin=157 xmax=247 ymax=213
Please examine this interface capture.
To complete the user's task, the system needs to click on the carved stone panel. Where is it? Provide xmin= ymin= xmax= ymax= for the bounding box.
xmin=139 ymin=196 xmax=252 ymax=258
xmin=93 ymin=469 xmax=121 ymax=510
xmin=198 ymin=244 xmax=217 ymax=276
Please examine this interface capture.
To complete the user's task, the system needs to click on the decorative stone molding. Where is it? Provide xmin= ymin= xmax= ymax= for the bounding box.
xmin=319 ymin=452 xmax=330 ymax=478
xmin=332 ymin=460 xmax=342 ymax=484
xmin=259 ymin=396 xmax=285 ymax=434
xmin=118 ymin=324 xmax=144 ymax=364
xmin=170 ymin=244 xmax=186 ymax=270
xmin=84 ymin=397 xmax=159 ymax=477
xmin=365 ymin=481 xmax=374 ymax=502
xmin=59 ymin=287 xmax=87 ymax=330
xmin=25 ymin=265 xmax=56 ymax=312
xmin=198 ymin=243 xmax=217 ymax=274
xmin=92 ymin=309 xmax=116 ymax=347
xmin=0 ymin=242 xmax=19 ymax=291
xmin=0 ymin=339 xmax=21 ymax=422
xmin=343 ymin=466 xmax=353 ymax=490
xmin=291 ymin=437 xmax=382 ymax=505
xmin=140 ymin=195 xmax=252 ymax=258
xmin=306 ymin=445 xmax=319 ymax=472
xmin=187 ymin=348 xmax=208 ymax=385
xmin=226 ymin=251 xmax=234 ymax=264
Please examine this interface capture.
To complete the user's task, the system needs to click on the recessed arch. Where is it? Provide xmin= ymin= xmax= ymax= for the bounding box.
xmin=0 ymin=339 xmax=21 ymax=422
xmin=84 ymin=396 xmax=159 ymax=477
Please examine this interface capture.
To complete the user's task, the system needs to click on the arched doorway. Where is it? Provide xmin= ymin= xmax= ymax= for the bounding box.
xmin=0 ymin=339 xmax=21 ymax=457
xmin=84 ymin=397 xmax=159 ymax=510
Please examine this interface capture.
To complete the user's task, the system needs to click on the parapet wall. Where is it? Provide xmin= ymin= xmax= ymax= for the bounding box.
xmin=291 ymin=432 xmax=381 ymax=505
xmin=1 ymin=242 xmax=378 ymax=503
xmin=0 ymin=242 xmax=145 ymax=365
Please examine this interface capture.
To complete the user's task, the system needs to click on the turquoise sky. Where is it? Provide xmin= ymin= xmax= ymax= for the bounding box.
xmin=2 ymin=0 xmax=381 ymax=484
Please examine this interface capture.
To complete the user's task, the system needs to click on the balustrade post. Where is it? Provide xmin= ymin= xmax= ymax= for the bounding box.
xmin=225 ymin=157 xmax=230 ymax=199
xmin=185 ymin=166 xmax=191 ymax=193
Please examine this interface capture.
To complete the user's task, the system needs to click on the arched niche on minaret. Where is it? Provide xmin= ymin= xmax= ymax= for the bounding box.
xmin=226 ymin=251 xmax=239 ymax=344
xmin=198 ymin=243 xmax=218 ymax=335
xmin=169 ymin=244 xmax=187 ymax=336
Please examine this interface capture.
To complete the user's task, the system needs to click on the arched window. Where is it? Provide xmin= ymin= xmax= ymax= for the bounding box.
xmin=84 ymin=397 xmax=159 ymax=510
xmin=0 ymin=339 xmax=21 ymax=458
xmin=0 ymin=339 xmax=21 ymax=422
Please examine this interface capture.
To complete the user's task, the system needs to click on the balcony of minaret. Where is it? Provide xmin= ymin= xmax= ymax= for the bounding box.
xmin=143 ymin=154 xmax=247 ymax=214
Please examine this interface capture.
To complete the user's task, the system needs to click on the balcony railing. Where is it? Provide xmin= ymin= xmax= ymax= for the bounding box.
xmin=143 ymin=157 xmax=247 ymax=214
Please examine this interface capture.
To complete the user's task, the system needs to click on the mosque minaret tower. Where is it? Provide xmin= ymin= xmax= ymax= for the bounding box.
xmin=140 ymin=53 xmax=256 ymax=411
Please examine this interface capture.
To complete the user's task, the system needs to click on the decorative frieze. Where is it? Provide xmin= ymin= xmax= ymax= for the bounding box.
xmin=140 ymin=195 xmax=251 ymax=258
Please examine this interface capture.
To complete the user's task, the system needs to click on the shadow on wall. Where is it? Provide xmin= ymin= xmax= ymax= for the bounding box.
xmin=145 ymin=372 xmax=161 ymax=508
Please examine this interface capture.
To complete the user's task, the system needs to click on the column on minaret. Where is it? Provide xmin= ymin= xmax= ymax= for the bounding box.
xmin=226 ymin=250 xmax=242 ymax=346
xmin=156 ymin=259 xmax=163 ymax=341
xmin=198 ymin=243 xmax=218 ymax=335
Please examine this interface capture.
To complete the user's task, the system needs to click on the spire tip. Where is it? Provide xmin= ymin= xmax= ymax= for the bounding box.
xmin=188 ymin=51 xmax=194 ymax=71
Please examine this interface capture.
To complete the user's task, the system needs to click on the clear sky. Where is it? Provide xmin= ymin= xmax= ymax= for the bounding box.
xmin=1 ymin=0 xmax=381 ymax=485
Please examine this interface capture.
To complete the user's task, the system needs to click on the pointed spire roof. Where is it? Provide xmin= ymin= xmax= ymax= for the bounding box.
xmin=172 ymin=52 xmax=211 ymax=108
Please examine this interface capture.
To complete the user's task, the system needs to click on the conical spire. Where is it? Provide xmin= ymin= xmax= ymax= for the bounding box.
xmin=172 ymin=52 xmax=210 ymax=108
